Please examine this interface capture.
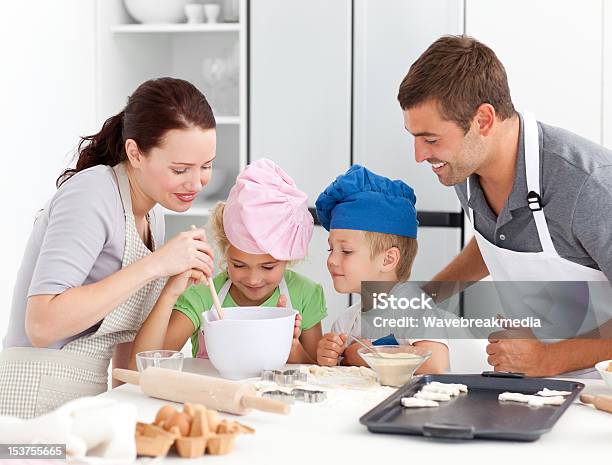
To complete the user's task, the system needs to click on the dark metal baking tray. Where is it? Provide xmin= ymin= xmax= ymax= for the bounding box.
xmin=359 ymin=372 xmax=584 ymax=441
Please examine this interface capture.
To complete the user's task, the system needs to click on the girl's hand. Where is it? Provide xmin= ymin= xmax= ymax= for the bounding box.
xmin=276 ymin=294 xmax=300 ymax=339
xmin=163 ymin=269 xmax=206 ymax=299
xmin=149 ymin=228 xmax=215 ymax=279
xmin=293 ymin=312 xmax=302 ymax=341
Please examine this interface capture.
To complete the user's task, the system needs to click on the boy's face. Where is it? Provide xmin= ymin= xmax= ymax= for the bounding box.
xmin=327 ymin=229 xmax=386 ymax=294
xmin=226 ymin=245 xmax=287 ymax=304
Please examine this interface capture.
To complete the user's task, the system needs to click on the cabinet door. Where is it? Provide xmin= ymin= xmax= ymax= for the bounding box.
xmin=249 ymin=0 xmax=352 ymax=203
xmin=466 ymin=0 xmax=603 ymax=143
xmin=352 ymin=0 xmax=463 ymax=213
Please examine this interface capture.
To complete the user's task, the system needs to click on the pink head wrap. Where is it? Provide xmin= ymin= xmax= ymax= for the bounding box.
xmin=223 ymin=158 xmax=314 ymax=260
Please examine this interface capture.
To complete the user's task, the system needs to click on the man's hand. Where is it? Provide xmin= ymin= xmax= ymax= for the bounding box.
xmin=316 ymin=332 xmax=347 ymax=366
xmin=486 ymin=328 xmax=557 ymax=377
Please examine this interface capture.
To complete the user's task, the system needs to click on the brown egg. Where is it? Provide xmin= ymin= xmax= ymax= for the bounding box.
xmin=164 ymin=411 xmax=193 ymax=436
xmin=154 ymin=405 xmax=177 ymax=426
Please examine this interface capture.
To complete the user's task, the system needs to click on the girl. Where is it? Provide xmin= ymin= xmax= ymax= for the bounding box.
xmin=0 ymin=78 xmax=216 ymax=418
xmin=130 ymin=159 xmax=327 ymax=366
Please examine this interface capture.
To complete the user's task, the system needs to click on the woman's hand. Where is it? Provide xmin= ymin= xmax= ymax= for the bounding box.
xmin=163 ymin=269 xmax=206 ymax=299
xmin=149 ymin=228 xmax=215 ymax=279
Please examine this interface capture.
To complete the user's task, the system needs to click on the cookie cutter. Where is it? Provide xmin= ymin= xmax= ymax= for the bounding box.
xmin=261 ymin=388 xmax=326 ymax=404
xmin=260 ymin=390 xmax=295 ymax=404
xmin=261 ymin=369 xmax=307 ymax=386
xmin=291 ymin=388 xmax=327 ymax=403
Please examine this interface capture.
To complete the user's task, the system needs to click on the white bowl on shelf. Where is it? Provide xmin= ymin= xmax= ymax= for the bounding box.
xmin=124 ymin=0 xmax=190 ymax=24
xmin=202 ymin=306 xmax=297 ymax=380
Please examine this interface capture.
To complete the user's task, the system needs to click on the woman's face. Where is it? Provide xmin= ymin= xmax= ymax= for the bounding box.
xmin=129 ymin=127 xmax=217 ymax=212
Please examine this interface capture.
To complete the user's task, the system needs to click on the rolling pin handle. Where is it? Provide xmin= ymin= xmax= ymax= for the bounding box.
xmin=113 ymin=368 xmax=141 ymax=385
xmin=241 ymin=395 xmax=291 ymax=415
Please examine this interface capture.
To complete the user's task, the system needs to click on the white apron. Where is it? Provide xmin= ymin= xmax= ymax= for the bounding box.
xmin=0 ymin=163 xmax=166 ymax=418
xmin=467 ymin=112 xmax=608 ymax=378
xmin=196 ymin=277 xmax=293 ymax=358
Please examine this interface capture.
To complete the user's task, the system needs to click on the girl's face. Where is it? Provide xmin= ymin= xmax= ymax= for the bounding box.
xmin=128 ymin=127 xmax=217 ymax=212
xmin=226 ymin=245 xmax=287 ymax=306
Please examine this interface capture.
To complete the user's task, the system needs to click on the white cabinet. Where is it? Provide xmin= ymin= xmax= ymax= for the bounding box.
xmin=353 ymin=0 xmax=463 ymax=213
xmin=466 ymin=0 xmax=603 ymax=143
xmin=249 ymin=0 xmax=352 ymax=203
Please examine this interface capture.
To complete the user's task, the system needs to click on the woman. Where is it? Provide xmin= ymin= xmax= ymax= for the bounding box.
xmin=0 ymin=77 xmax=216 ymax=418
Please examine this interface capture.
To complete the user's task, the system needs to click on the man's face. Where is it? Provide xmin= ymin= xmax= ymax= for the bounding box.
xmin=403 ymin=100 xmax=486 ymax=186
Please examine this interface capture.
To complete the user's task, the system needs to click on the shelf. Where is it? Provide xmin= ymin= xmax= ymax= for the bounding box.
xmin=111 ymin=23 xmax=241 ymax=34
xmin=216 ymin=116 xmax=240 ymax=125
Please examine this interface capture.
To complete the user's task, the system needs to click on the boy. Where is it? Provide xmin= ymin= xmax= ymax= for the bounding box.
xmin=315 ymin=165 xmax=449 ymax=373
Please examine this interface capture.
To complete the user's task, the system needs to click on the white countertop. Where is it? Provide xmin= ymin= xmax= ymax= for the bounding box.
xmin=101 ymin=359 xmax=612 ymax=464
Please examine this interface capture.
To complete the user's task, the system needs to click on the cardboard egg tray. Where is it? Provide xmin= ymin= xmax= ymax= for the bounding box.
xmin=135 ymin=402 xmax=255 ymax=458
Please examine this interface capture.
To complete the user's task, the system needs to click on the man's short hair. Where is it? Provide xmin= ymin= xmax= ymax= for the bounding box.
xmin=398 ymin=35 xmax=516 ymax=132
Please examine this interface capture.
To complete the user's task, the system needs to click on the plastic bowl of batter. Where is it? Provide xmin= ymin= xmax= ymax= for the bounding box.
xmin=358 ymin=345 xmax=431 ymax=387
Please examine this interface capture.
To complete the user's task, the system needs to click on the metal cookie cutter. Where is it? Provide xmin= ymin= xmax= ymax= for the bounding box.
xmin=291 ymin=388 xmax=327 ymax=403
xmin=261 ymin=369 xmax=307 ymax=386
xmin=261 ymin=390 xmax=295 ymax=404
xmin=261 ymin=388 xmax=326 ymax=404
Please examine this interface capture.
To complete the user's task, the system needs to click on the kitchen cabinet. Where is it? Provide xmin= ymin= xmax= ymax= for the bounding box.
xmin=604 ymin=1 xmax=612 ymax=149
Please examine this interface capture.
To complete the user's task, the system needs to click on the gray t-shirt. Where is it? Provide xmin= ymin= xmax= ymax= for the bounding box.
xmin=455 ymin=115 xmax=612 ymax=281
xmin=3 ymin=165 xmax=165 ymax=349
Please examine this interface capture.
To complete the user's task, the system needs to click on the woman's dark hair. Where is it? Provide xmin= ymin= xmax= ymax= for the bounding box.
xmin=57 ymin=77 xmax=216 ymax=187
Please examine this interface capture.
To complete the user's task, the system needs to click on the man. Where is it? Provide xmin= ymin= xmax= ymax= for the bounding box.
xmin=398 ymin=35 xmax=612 ymax=377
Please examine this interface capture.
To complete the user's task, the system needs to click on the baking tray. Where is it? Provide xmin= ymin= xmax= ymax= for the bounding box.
xmin=359 ymin=372 xmax=584 ymax=441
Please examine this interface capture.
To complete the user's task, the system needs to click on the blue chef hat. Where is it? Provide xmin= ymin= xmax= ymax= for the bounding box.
xmin=315 ymin=165 xmax=418 ymax=238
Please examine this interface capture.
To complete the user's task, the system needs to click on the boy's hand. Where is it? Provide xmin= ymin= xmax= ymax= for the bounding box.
xmin=342 ymin=341 xmax=368 ymax=367
xmin=163 ymin=269 xmax=205 ymax=298
xmin=316 ymin=332 xmax=348 ymax=366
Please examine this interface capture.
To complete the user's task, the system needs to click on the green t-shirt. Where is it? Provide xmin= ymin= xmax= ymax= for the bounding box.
xmin=174 ymin=269 xmax=327 ymax=357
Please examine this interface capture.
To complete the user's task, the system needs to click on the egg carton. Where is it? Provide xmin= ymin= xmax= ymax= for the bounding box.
xmin=135 ymin=402 xmax=254 ymax=458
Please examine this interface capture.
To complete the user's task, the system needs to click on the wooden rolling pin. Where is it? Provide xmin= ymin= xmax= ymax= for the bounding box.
xmin=113 ymin=368 xmax=290 ymax=415
xmin=580 ymin=393 xmax=612 ymax=414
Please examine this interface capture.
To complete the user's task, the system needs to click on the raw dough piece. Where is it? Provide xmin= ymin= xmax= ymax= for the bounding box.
xmin=536 ymin=388 xmax=571 ymax=397
xmin=499 ymin=392 xmax=564 ymax=406
xmin=401 ymin=397 xmax=439 ymax=408
xmin=429 ymin=381 xmax=468 ymax=393
xmin=422 ymin=382 xmax=467 ymax=396
xmin=414 ymin=390 xmax=451 ymax=402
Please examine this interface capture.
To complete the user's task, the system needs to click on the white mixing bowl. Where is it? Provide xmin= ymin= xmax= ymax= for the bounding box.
xmin=124 ymin=0 xmax=190 ymax=24
xmin=202 ymin=306 xmax=297 ymax=380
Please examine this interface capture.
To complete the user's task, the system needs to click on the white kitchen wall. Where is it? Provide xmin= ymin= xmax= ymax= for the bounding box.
xmin=0 ymin=1 xmax=98 ymax=339
xmin=466 ymin=0 xmax=604 ymax=144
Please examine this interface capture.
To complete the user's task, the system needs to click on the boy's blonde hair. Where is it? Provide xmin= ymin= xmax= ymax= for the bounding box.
xmin=364 ymin=231 xmax=418 ymax=282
